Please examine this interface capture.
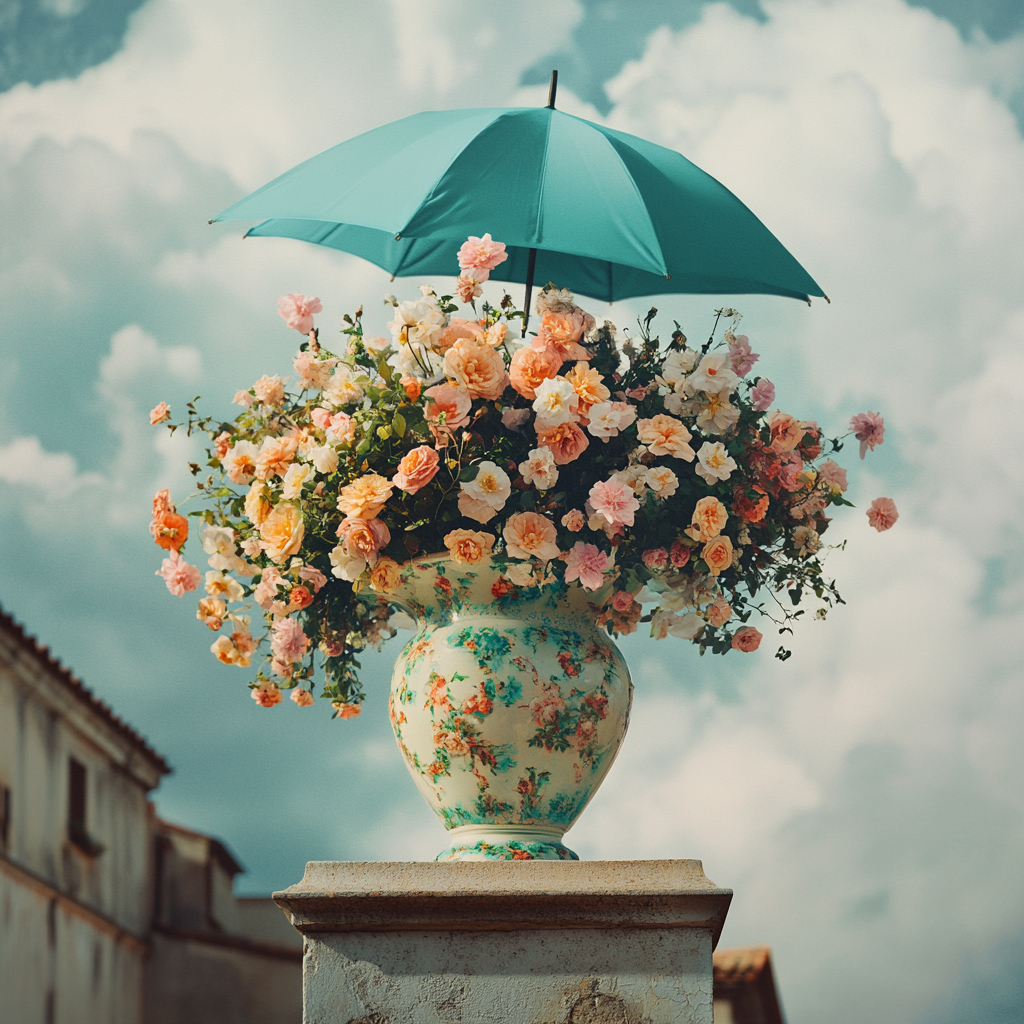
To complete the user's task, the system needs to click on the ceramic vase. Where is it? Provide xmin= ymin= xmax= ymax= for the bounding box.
xmin=386 ymin=556 xmax=633 ymax=861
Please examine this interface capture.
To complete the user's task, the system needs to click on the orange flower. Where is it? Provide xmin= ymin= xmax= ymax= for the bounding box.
xmin=508 ymin=345 xmax=561 ymax=399
xmin=732 ymin=484 xmax=769 ymax=523
xmin=252 ymin=685 xmax=283 ymax=708
xmin=636 ymin=414 xmax=695 ymax=460
xmin=701 ymin=535 xmax=734 ymax=576
xmin=533 ymin=310 xmax=591 ymax=362
xmin=332 ymin=702 xmax=362 ymax=720
xmin=153 ymin=511 xmax=189 ymax=551
xmin=400 ymin=375 xmax=422 ymax=401
xmin=259 ymin=503 xmax=305 ymax=563
xmin=255 ymin=435 xmax=299 ymax=480
xmin=337 ymin=473 xmax=394 ymax=519
xmin=443 ymin=529 xmax=495 ymax=565
xmin=435 ymin=317 xmax=483 ymax=353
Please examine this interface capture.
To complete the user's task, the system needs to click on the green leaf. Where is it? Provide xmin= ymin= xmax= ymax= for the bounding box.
xmin=377 ymin=425 xmax=392 ymax=440
xmin=459 ymin=463 xmax=480 ymax=482
xmin=392 ymin=412 xmax=407 ymax=438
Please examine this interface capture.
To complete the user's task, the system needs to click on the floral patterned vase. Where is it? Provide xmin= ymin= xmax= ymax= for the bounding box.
xmin=387 ymin=556 xmax=633 ymax=861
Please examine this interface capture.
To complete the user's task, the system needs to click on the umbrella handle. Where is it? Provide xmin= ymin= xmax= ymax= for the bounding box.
xmin=522 ymin=247 xmax=538 ymax=337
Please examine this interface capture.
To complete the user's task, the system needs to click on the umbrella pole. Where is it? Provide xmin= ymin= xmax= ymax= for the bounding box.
xmin=522 ymin=247 xmax=538 ymax=337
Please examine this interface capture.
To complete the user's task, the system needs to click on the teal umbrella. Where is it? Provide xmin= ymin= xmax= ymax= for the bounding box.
xmin=213 ymin=74 xmax=825 ymax=308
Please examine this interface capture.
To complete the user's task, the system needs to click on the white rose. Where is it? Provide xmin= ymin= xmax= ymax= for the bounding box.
xmin=307 ymin=444 xmax=339 ymax=476
xmin=329 ymin=545 xmax=367 ymax=581
xmin=519 ymin=447 xmax=558 ymax=490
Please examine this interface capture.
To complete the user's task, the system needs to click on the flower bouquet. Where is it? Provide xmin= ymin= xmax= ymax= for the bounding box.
xmin=149 ymin=234 xmax=892 ymax=716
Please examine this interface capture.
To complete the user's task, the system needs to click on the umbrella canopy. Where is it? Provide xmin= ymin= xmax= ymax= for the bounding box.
xmin=213 ymin=105 xmax=825 ymax=304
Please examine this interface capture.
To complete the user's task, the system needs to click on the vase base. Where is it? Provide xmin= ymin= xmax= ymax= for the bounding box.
xmin=436 ymin=824 xmax=578 ymax=861
xmin=436 ymin=839 xmax=579 ymax=861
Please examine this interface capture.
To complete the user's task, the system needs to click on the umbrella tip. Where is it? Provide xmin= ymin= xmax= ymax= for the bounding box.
xmin=823 ymin=293 xmax=831 ymax=304
xmin=207 ymin=219 xmax=213 ymax=225
xmin=547 ymin=70 xmax=558 ymax=109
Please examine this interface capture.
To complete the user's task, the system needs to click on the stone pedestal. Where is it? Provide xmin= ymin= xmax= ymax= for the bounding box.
xmin=274 ymin=860 xmax=732 ymax=1024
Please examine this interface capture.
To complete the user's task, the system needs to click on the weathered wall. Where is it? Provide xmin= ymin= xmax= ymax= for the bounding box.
xmin=304 ymin=926 xmax=714 ymax=1024
xmin=0 ymin=866 xmax=145 ymax=1024
xmin=144 ymin=932 xmax=301 ymax=1024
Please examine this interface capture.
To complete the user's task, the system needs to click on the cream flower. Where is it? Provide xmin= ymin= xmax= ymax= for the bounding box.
xmin=387 ymin=297 xmax=445 ymax=349
xmin=461 ymin=461 xmax=511 ymax=510
xmin=306 ymin=444 xmax=339 ymax=476
xmin=389 ymin=341 xmax=444 ymax=384
xmin=532 ymin=377 xmax=579 ymax=429
xmin=696 ymin=392 xmax=740 ymax=435
xmin=253 ymin=374 xmax=285 ymax=406
xmin=518 ymin=447 xmax=559 ymax=490
xmin=644 ymin=466 xmax=679 ymax=499
xmin=322 ymin=365 xmax=366 ymax=407
xmin=281 ymin=462 xmax=311 ymax=499
xmin=328 ymin=545 xmax=367 ymax=581
xmin=204 ymin=570 xmax=245 ymax=603
xmin=244 ymin=482 xmax=271 ymax=527
xmin=586 ymin=401 xmax=636 ymax=440
xmin=224 ymin=440 xmax=259 ymax=484
xmin=636 ymin=414 xmax=695 ymax=460
xmin=658 ymin=348 xmax=697 ymax=389
xmin=443 ymin=529 xmax=495 ymax=565
xmin=695 ymin=441 xmax=738 ymax=483
xmin=688 ymin=353 xmax=739 ymax=395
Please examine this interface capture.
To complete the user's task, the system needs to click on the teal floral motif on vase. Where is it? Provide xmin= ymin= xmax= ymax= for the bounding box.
xmin=387 ymin=556 xmax=633 ymax=861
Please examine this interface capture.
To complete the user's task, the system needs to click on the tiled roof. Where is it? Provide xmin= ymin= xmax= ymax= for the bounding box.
xmin=0 ymin=606 xmax=171 ymax=776
xmin=713 ymin=944 xmax=772 ymax=985
xmin=713 ymin=946 xmax=785 ymax=1024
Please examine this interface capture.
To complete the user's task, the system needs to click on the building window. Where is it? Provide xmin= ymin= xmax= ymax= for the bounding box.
xmin=67 ymin=758 xmax=103 ymax=856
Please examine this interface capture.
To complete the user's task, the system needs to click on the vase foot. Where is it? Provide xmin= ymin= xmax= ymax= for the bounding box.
xmin=436 ymin=824 xmax=578 ymax=861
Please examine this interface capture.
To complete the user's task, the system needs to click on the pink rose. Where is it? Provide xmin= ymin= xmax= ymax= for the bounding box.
xmin=271 ymin=616 xmax=309 ymax=664
xmin=866 ymin=496 xmax=898 ymax=531
xmin=708 ymin=597 xmax=732 ymax=626
xmin=727 ymin=333 xmax=759 ymax=377
xmin=278 ymin=293 xmax=322 ymax=333
xmin=233 ymin=390 xmax=256 ymax=408
xmin=150 ymin=401 xmax=170 ymax=425
xmin=731 ymin=627 xmax=762 ymax=652
xmin=394 ymin=445 xmax=440 ymax=495
xmin=611 ymin=590 xmax=635 ymax=612
xmin=750 ymin=378 xmax=775 ymax=412
xmin=455 ymin=272 xmax=483 ymax=304
xmin=642 ymin=548 xmax=668 ymax=570
xmin=424 ymin=384 xmax=472 ymax=444
xmin=563 ymin=542 xmax=613 ymax=591
xmin=456 ymin=233 xmax=508 ymax=277
xmin=588 ymin=479 xmax=640 ymax=529
xmin=252 ymin=685 xmax=284 ymax=707
xmin=155 ymin=550 xmax=201 ymax=597
xmin=850 ymin=411 xmax=885 ymax=459
xmin=817 ymin=459 xmax=848 ymax=493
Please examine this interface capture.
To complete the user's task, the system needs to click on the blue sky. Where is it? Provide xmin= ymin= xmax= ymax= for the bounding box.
xmin=1 ymin=3 xmax=1023 ymax=1023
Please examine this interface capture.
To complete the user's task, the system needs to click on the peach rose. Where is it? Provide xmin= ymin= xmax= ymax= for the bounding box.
xmin=444 ymin=337 xmax=508 ymax=400
xmin=291 ymin=688 xmax=315 ymax=707
xmin=260 ymin=503 xmax=305 ymax=563
xmin=196 ymin=597 xmax=226 ymax=630
xmin=245 ymin=482 xmax=271 ymax=528
xmin=436 ymin=317 xmax=483 ymax=353
xmin=533 ymin=310 xmax=591 ymax=362
xmin=708 ymin=597 xmax=732 ymax=627
xmin=443 ymin=528 xmax=495 ymax=565
xmin=536 ymin=421 xmax=589 ymax=465
xmin=509 ymin=345 xmax=562 ymax=400
xmin=288 ymin=585 xmax=314 ymax=610
xmin=369 ymin=556 xmax=403 ymax=593
xmin=255 ymin=435 xmax=299 ymax=481
xmin=563 ymin=362 xmax=609 ymax=417
xmin=690 ymin=496 xmax=728 ymax=541
xmin=637 ymin=414 xmax=695 ymax=460
xmin=337 ymin=473 xmax=394 ymax=519
xmin=731 ymin=626 xmax=762 ymax=652
xmin=150 ymin=401 xmax=170 ymax=425
xmin=768 ymin=411 xmax=805 ymax=452
xmin=336 ymin=516 xmax=390 ymax=565
xmin=424 ymin=383 xmax=472 ymax=443
xmin=332 ymin=702 xmax=362 ymax=720
xmin=457 ymin=492 xmax=499 ymax=524
xmin=401 ymin=375 xmax=422 ymax=401
xmin=701 ymin=535 xmax=734 ymax=576
xmin=252 ymin=685 xmax=283 ymax=708
xmin=502 ymin=512 xmax=560 ymax=561
xmin=394 ymin=445 xmax=440 ymax=495
xmin=253 ymin=374 xmax=285 ymax=407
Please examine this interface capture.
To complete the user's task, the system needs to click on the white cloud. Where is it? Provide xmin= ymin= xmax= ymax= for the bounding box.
xmin=0 ymin=436 xmax=102 ymax=498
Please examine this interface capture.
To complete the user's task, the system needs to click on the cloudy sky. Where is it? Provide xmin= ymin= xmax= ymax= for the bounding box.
xmin=1 ymin=1 xmax=1023 ymax=1021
